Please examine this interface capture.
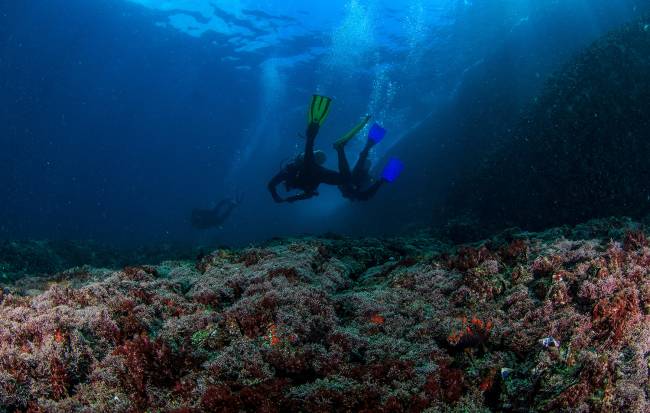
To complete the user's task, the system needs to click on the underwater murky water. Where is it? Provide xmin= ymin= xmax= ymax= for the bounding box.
xmin=1 ymin=1 xmax=650 ymax=411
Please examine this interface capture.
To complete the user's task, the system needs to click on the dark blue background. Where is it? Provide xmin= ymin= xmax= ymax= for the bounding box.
xmin=1 ymin=0 xmax=647 ymax=247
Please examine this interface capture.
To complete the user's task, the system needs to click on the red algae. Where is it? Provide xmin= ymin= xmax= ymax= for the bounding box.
xmin=0 ymin=218 xmax=648 ymax=412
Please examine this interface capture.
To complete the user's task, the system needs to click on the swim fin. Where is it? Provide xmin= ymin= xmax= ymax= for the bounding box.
xmin=308 ymin=95 xmax=332 ymax=127
xmin=368 ymin=123 xmax=387 ymax=144
xmin=381 ymin=158 xmax=404 ymax=183
xmin=334 ymin=114 xmax=371 ymax=149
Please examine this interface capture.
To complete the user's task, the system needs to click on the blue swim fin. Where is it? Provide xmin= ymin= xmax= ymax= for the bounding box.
xmin=381 ymin=158 xmax=403 ymax=183
xmin=368 ymin=123 xmax=387 ymax=144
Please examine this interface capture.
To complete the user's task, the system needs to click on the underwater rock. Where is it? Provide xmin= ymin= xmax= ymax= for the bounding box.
xmin=0 ymin=239 xmax=197 ymax=282
xmin=0 ymin=217 xmax=647 ymax=411
xmin=447 ymin=15 xmax=650 ymax=232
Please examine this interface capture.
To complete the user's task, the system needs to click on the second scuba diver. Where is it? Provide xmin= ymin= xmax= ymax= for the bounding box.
xmin=334 ymin=118 xmax=403 ymax=201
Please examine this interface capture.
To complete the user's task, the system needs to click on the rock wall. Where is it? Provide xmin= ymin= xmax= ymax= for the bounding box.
xmin=336 ymin=7 xmax=627 ymax=237
xmin=446 ymin=17 xmax=650 ymax=233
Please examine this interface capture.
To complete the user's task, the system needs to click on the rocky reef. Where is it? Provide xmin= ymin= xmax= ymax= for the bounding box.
xmin=0 ymin=217 xmax=648 ymax=412
xmin=0 ymin=239 xmax=196 ymax=284
xmin=445 ymin=15 xmax=650 ymax=233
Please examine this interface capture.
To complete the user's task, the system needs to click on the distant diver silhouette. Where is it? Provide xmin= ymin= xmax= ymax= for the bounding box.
xmin=191 ymin=194 xmax=242 ymax=229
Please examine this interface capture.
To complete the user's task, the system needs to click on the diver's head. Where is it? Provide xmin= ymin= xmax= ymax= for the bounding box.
xmin=314 ymin=150 xmax=327 ymax=165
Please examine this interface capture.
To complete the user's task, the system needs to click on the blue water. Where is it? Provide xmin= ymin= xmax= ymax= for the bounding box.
xmin=1 ymin=0 xmax=648 ymax=247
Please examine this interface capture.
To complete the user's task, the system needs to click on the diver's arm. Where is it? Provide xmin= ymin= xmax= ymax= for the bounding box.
xmin=352 ymin=139 xmax=375 ymax=177
xmin=268 ymin=172 xmax=287 ymax=203
xmin=285 ymin=190 xmax=318 ymax=203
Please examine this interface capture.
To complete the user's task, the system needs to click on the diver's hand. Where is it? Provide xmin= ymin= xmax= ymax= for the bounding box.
xmin=287 ymin=191 xmax=318 ymax=203
xmin=286 ymin=194 xmax=306 ymax=203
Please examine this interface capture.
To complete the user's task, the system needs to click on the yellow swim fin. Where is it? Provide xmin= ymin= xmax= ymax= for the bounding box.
xmin=308 ymin=95 xmax=332 ymax=126
xmin=333 ymin=114 xmax=371 ymax=149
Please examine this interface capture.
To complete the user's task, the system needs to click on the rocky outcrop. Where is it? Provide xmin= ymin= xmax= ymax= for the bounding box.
xmin=446 ymin=17 xmax=650 ymax=233
xmin=0 ymin=217 xmax=648 ymax=411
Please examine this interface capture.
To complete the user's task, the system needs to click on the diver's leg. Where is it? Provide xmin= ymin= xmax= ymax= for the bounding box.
xmin=336 ymin=146 xmax=351 ymax=180
xmin=304 ymin=122 xmax=320 ymax=167
xmin=319 ymin=167 xmax=345 ymax=186
xmin=352 ymin=140 xmax=375 ymax=177
xmin=216 ymin=203 xmax=237 ymax=224
xmin=357 ymin=179 xmax=385 ymax=201
xmin=213 ymin=199 xmax=230 ymax=212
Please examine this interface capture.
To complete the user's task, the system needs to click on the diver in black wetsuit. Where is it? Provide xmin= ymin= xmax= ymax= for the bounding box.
xmin=191 ymin=195 xmax=241 ymax=229
xmin=268 ymin=96 xmax=344 ymax=203
xmin=336 ymin=138 xmax=385 ymax=201
xmin=335 ymin=122 xmax=395 ymax=201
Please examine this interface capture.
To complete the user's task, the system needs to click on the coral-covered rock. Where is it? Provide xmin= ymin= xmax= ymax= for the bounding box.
xmin=0 ymin=218 xmax=648 ymax=411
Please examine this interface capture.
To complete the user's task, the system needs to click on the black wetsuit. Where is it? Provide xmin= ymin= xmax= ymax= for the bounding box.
xmin=191 ymin=199 xmax=238 ymax=229
xmin=268 ymin=122 xmax=343 ymax=203
xmin=336 ymin=139 xmax=385 ymax=201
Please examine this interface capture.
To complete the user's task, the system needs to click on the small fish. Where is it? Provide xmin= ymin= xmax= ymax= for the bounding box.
xmin=541 ymin=337 xmax=560 ymax=348
xmin=501 ymin=367 xmax=513 ymax=379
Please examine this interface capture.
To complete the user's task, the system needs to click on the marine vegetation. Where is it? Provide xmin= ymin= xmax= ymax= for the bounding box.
xmin=0 ymin=217 xmax=648 ymax=412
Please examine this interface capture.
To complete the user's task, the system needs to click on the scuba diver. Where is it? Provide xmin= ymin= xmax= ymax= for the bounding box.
xmin=268 ymin=95 xmax=345 ymax=203
xmin=334 ymin=118 xmax=404 ymax=201
xmin=191 ymin=194 xmax=242 ymax=229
